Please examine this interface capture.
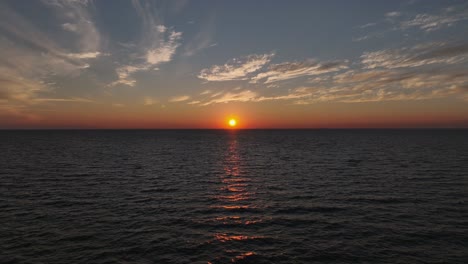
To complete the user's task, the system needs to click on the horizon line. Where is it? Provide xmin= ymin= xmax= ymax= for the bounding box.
xmin=1 ymin=127 xmax=468 ymax=131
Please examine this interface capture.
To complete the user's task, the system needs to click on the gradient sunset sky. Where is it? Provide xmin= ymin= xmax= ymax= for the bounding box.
xmin=1 ymin=0 xmax=468 ymax=128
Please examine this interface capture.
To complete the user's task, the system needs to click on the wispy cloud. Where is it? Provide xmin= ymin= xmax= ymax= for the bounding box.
xmin=358 ymin=22 xmax=377 ymax=29
xmin=251 ymin=60 xmax=348 ymax=83
xmin=0 ymin=70 xmax=45 ymax=103
xmin=193 ymin=46 xmax=468 ymax=106
xmin=144 ymin=97 xmax=158 ymax=105
xmin=33 ymin=97 xmax=94 ymax=103
xmin=62 ymin=22 xmax=78 ymax=32
xmin=0 ymin=0 xmax=103 ymax=116
xmin=110 ymin=0 xmax=183 ymax=87
xmin=131 ymin=0 xmax=182 ymax=60
xmin=198 ymin=53 xmax=274 ymax=81
xmin=309 ymin=67 xmax=468 ymax=104
xmin=400 ymin=8 xmax=468 ymax=32
xmin=192 ymin=87 xmax=314 ymax=106
xmin=109 ymin=65 xmax=150 ymax=87
xmin=169 ymin=95 xmax=190 ymax=102
xmin=200 ymin=89 xmax=212 ymax=95
xmin=198 ymin=90 xmax=258 ymax=105
xmin=352 ymin=35 xmax=372 ymax=42
xmin=361 ymin=42 xmax=468 ymax=69
xmin=183 ymin=15 xmax=216 ymax=56
xmin=43 ymin=0 xmax=101 ymax=53
xmin=109 ymin=31 xmax=180 ymax=86
xmin=0 ymin=1 xmax=102 ymax=70
xmin=354 ymin=5 xmax=468 ymax=43
xmin=146 ymin=30 xmax=182 ymax=65
xmin=110 ymin=27 xmax=182 ymax=87
xmin=255 ymin=87 xmax=313 ymax=102
xmin=385 ymin=11 xmax=402 ymax=18
xmin=311 ymin=41 xmax=468 ymax=103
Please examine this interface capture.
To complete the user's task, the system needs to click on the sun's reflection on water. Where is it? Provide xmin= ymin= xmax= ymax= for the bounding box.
xmin=217 ymin=134 xmax=252 ymax=205
xmin=223 ymin=135 xmax=241 ymax=177
xmin=208 ymin=132 xmax=261 ymax=261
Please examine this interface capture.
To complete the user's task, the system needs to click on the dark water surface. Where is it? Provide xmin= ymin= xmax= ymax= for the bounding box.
xmin=1 ymin=130 xmax=467 ymax=263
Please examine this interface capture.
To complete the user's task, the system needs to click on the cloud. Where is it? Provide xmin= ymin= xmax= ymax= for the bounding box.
xmin=146 ymin=31 xmax=182 ymax=64
xmin=194 ymin=54 xmax=468 ymax=107
xmin=43 ymin=0 xmax=101 ymax=53
xmin=169 ymin=95 xmax=190 ymax=102
xmin=251 ymin=60 xmax=348 ymax=83
xmin=156 ymin=25 xmax=167 ymax=33
xmin=0 ymin=0 xmax=104 ymax=117
xmin=183 ymin=14 xmax=216 ymax=56
xmin=191 ymin=87 xmax=317 ymax=106
xmin=400 ymin=7 xmax=468 ymax=32
xmin=62 ymin=22 xmax=78 ymax=32
xmin=109 ymin=65 xmax=151 ymax=87
xmin=0 ymin=23 xmax=100 ymax=112
xmin=314 ymin=67 xmax=468 ymax=103
xmin=109 ymin=0 xmax=183 ymax=87
xmin=358 ymin=22 xmax=377 ymax=29
xmin=354 ymin=5 xmax=468 ymax=44
xmin=352 ymin=35 xmax=372 ymax=42
xmin=65 ymin=52 xmax=102 ymax=59
xmin=255 ymin=88 xmax=313 ymax=102
xmin=144 ymin=97 xmax=158 ymax=105
xmin=361 ymin=42 xmax=468 ymax=69
xmin=200 ymin=89 xmax=212 ymax=95
xmin=131 ymin=0 xmax=182 ymax=59
xmin=198 ymin=53 xmax=274 ymax=81
xmin=0 ymin=1 xmax=101 ymax=64
xmin=334 ymin=68 xmax=468 ymax=89
xmin=33 ymin=97 xmax=94 ymax=103
xmin=385 ymin=11 xmax=402 ymax=18
xmin=0 ymin=75 xmax=45 ymax=103
xmin=199 ymin=90 xmax=258 ymax=105
xmin=353 ymin=30 xmax=385 ymax=42
xmin=110 ymin=28 xmax=182 ymax=87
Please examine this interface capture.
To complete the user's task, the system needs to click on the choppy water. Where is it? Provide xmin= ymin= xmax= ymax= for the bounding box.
xmin=1 ymin=130 xmax=467 ymax=263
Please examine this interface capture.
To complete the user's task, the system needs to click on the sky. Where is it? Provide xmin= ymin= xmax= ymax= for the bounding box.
xmin=1 ymin=0 xmax=467 ymax=129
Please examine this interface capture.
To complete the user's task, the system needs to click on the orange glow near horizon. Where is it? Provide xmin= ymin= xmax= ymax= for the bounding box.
xmin=2 ymin=103 xmax=467 ymax=129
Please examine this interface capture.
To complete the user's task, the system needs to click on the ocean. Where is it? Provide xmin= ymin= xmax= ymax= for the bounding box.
xmin=1 ymin=129 xmax=467 ymax=263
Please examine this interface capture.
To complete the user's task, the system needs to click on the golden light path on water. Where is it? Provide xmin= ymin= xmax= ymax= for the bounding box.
xmin=209 ymin=131 xmax=261 ymax=262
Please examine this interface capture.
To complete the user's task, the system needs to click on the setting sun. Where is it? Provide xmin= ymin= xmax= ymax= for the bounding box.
xmin=228 ymin=119 xmax=237 ymax=127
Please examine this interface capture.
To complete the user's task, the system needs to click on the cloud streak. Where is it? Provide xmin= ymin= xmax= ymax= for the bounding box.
xmin=401 ymin=8 xmax=468 ymax=32
xmin=169 ymin=95 xmax=190 ymax=102
xmin=109 ymin=65 xmax=151 ymax=87
xmin=193 ymin=42 xmax=468 ymax=106
xmin=0 ymin=0 xmax=104 ymax=116
xmin=198 ymin=53 xmax=274 ymax=81
xmin=191 ymin=87 xmax=316 ymax=106
xmin=145 ymin=29 xmax=182 ymax=65
xmin=312 ymin=67 xmax=468 ymax=104
xmin=251 ymin=60 xmax=348 ymax=83
xmin=110 ymin=0 xmax=183 ymax=87
xmin=43 ymin=0 xmax=101 ymax=53
xmin=183 ymin=15 xmax=216 ymax=56
xmin=362 ymin=42 xmax=468 ymax=69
